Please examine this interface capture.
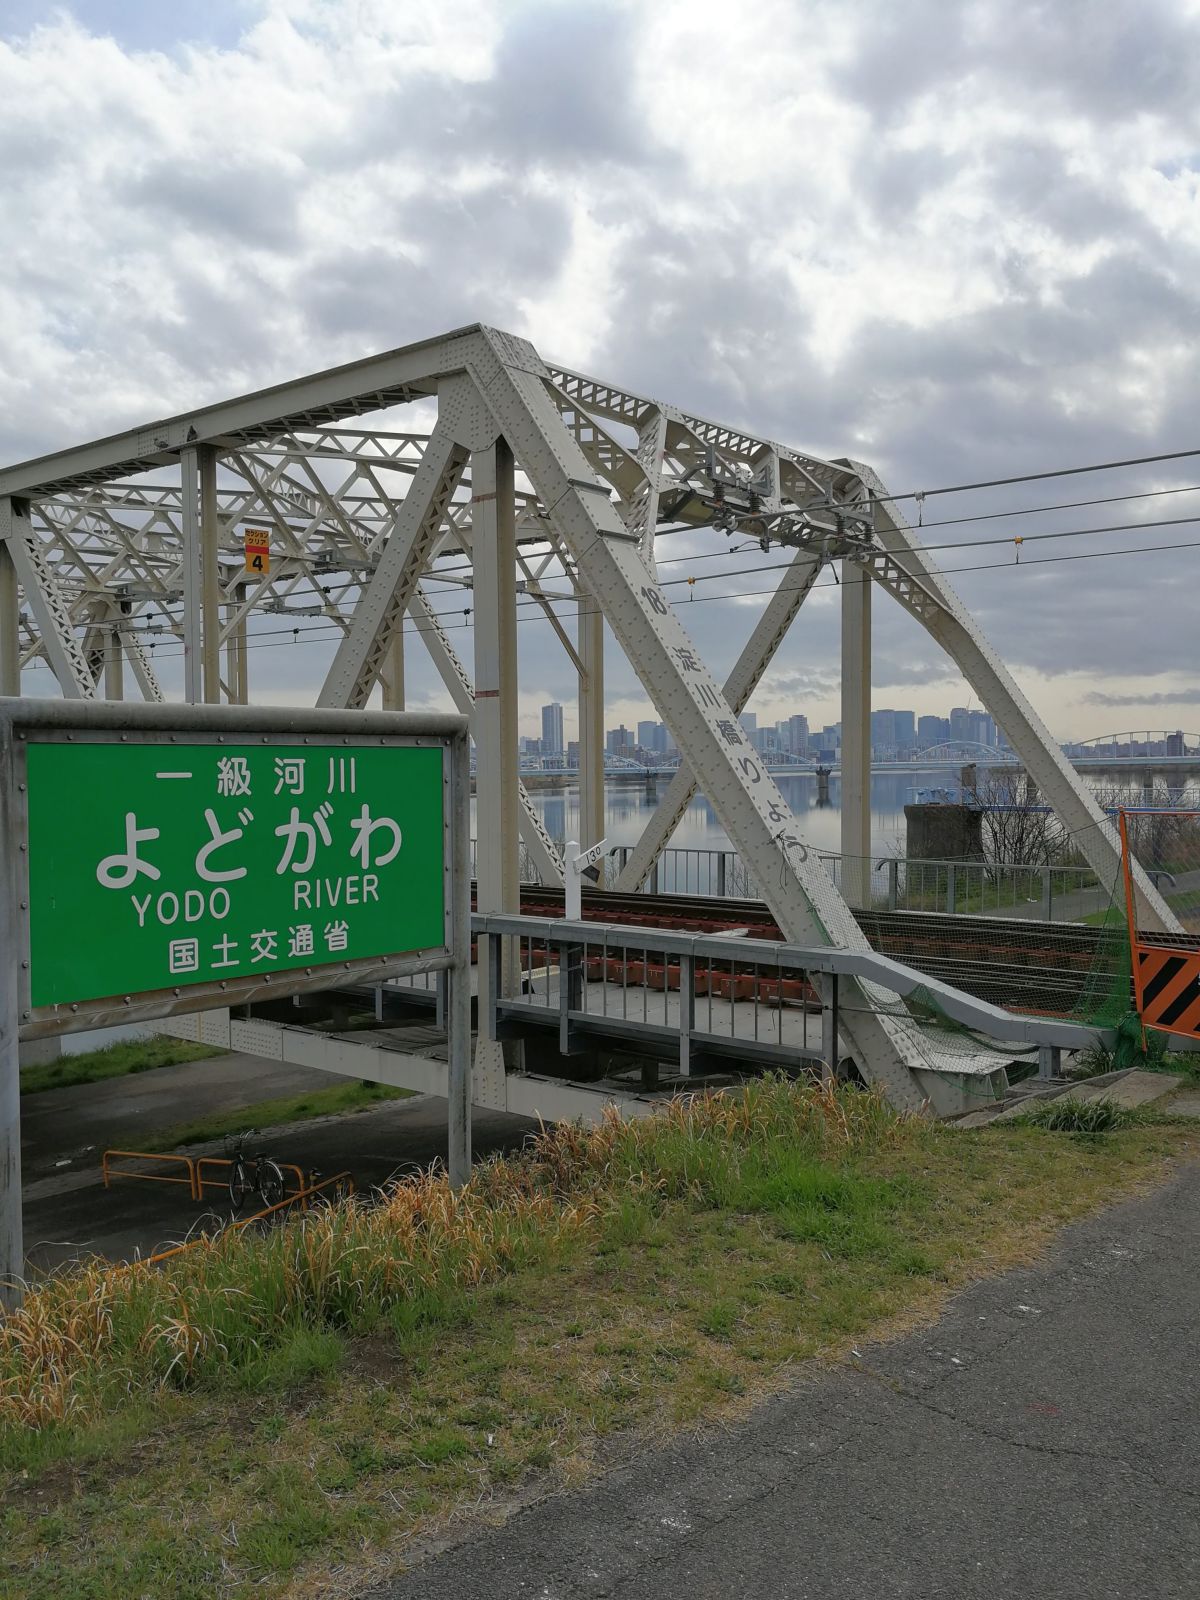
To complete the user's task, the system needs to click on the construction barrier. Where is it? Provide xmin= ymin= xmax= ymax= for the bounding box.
xmin=1120 ymin=807 xmax=1200 ymax=1041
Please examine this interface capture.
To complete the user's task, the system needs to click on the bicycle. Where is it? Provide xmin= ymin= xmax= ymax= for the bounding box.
xmin=227 ymin=1133 xmax=286 ymax=1213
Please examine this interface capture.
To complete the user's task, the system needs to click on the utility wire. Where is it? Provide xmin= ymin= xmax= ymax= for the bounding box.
xmin=854 ymin=445 xmax=1200 ymax=507
xmin=61 ymin=531 xmax=1200 ymax=665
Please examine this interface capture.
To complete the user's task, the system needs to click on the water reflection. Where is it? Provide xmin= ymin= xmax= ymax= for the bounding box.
xmin=470 ymin=768 xmax=1190 ymax=859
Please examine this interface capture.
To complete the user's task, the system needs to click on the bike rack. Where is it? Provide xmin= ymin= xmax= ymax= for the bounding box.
xmin=193 ymin=1156 xmax=308 ymax=1203
xmin=102 ymin=1149 xmax=200 ymax=1201
xmin=138 ymin=1170 xmax=357 ymax=1267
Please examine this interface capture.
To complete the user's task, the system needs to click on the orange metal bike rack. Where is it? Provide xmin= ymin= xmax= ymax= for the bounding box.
xmin=139 ymin=1171 xmax=356 ymax=1267
xmin=193 ymin=1156 xmax=308 ymax=1203
xmin=102 ymin=1150 xmax=200 ymax=1201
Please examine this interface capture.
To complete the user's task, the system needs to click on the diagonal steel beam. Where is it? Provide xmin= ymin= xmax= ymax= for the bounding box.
xmin=1 ymin=498 xmax=94 ymax=697
xmin=408 ymin=586 xmax=564 ymax=886
xmin=470 ymin=328 xmax=931 ymax=1113
xmin=318 ymin=420 xmax=468 ymax=710
xmin=615 ymin=544 xmax=825 ymax=892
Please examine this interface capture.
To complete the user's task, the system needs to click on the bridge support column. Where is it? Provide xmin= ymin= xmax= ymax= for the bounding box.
xmin=841 ymin=558 xmax=871 ymax=907
xmin=472 ymin=436 xmax=522 ymax=1107
xmin=577 ymin=588 xmax=604 ymax=876
xmin=225 ymin=583 xmax=249 ymax=704
xmin=103 ymin=623 xmax=124 ymax=700
xmin=181 ymin=445 xmax=221 ymax=705
xmin=381 ymin=627 xmax=405 ymax=711
xmin=0 ymin=541 xmax=18 ymax=696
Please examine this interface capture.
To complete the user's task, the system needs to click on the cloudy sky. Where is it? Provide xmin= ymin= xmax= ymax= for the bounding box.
xmin=2 ymin=0 xmax=1199 ymax=742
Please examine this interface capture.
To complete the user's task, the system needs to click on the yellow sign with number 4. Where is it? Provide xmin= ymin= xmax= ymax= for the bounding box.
xmin=244 ymin=527 xmax=270 ymax=576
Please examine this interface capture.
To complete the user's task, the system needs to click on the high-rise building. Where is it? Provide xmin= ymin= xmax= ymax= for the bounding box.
xmin=541 ymin=702 xmax=564 ymax=755
xmin=893 ymin=709 xmax=916 ymax=748
xmin=949 ymin=706 xmax=970 ymax=744
xmin=637 ymin=719 xmax=666 ymax=752
xmin=871 ymin=710 xmax=897 ymax=752
xmin=787 ymin=713 xmax=809 ymax=755
xmin=739 ymin=712 xmax=757 ymax=734
xmin=967 ymin=710 xmax=996 ymax=748
xmin=606 ymin=724 xmax=632 ymax=757
xmin=917 ymin=714 xmax=949 ymax=748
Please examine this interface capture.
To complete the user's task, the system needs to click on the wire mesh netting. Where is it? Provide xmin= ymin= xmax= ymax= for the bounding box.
xmin=1120 ymin=808 xmax=1200 ymax=938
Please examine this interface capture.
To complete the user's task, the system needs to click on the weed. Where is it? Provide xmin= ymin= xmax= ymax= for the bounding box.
xmin=142 ymin=1079 xmax=413 ymax=1151
xmin=1021 ymin=1095 xmax=1133 ymax=1133
xmin=19 ymin=1036 xmax=220 ymax=1096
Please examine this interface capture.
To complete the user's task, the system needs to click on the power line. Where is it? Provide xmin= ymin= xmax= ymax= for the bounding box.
xmin=68 ymin=530 xmax=1200 ymax=665
xmin=861 ymin=445 xmax=1200 ymax=507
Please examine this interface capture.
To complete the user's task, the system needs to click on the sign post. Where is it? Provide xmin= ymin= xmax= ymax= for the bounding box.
xmin=0 ymin=701 xmax=472 ymax=1310
xmin=0 ymin=713 xmax=22 ymax=1311
xmin=564 ymin=837 xmax=607 ymax=923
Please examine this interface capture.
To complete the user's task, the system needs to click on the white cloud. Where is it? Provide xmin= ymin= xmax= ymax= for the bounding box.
xmin=2 ymin=0 xmax=1199 ymax=740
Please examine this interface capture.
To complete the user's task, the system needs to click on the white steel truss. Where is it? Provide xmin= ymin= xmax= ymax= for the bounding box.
xmin=0 ymin=322 xmax=1180 ymax=1114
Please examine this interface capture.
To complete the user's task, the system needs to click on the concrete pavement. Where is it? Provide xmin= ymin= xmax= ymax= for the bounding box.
xmin=366 ymin=1159 xmax=1200 ymax=1600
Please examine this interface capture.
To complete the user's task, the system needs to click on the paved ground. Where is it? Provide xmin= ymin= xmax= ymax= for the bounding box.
xmin=21 ymin=1053 xmax=537 ymax=1273
xmin=365 ymin=1160 xmax=1200 ymax=1600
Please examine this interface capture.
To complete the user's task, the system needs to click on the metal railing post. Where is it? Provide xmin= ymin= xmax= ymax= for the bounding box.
xmin=1041 ymin=866 xmax=1053 ymax=921
xmin=818 ymin=972 xmax=839 ymax=1083
xmin=717 ymin=852 xmax=727 ymax=898
xmin=486 ymin=931 xmax=502 ymax=1041
xmin=946 ymin=863 xmax=957 ymax=915
xmin=887 ymin=858 xmax=899 ymax=911
xmin=679 ymin=951 xmax=694 ymax=1077
xmin=558 ymin=937 xmax=574 ymax=1055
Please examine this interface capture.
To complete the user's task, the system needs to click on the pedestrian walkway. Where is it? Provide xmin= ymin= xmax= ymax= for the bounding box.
xmin=364 ymin=1156 xmax=1200 ymax=1599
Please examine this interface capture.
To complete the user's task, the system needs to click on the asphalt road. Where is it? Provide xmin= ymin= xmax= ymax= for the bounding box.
xmin=365 ymin=1160 xmax=1200 ymax=1600
xmin=22 ymin=1053 xmax=537 ymax=1272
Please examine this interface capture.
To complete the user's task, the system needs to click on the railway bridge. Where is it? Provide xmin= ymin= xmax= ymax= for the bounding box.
xmin=0 ymin=324 xmax=1187 ymax=1123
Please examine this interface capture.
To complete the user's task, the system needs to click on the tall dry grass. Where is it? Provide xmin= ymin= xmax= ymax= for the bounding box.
xmin=0 ymin=1078 xmax=910 ymax=1432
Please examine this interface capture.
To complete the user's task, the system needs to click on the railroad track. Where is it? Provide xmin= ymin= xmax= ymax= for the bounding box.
xmin=508 ymin=885 xmax=1131 ymax=1021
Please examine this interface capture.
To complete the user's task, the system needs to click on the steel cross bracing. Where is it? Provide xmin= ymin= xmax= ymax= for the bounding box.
xmin=0 ymin=320 xmax=1177 ymax=1111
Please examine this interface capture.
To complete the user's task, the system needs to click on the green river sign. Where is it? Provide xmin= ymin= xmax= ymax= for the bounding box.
xmin=26 ymin=738 xmax=449 ymax=1008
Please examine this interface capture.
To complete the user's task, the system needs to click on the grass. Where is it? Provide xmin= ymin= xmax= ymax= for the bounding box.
xmin=0 ymin=1076 xmax=1195 ymax=1599
xmin=19 ymin=1037 xmax=222 ymax=1096
xmin=1068 ymin=1040 xmax=1200 ymax=1083
xmin=142 ymin=1080 xmax=415 ymax=1152
xmin=1020 ymin=1094 xmax=1138 ymax=1133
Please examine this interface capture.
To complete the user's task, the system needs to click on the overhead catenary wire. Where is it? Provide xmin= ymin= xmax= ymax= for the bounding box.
xmin=35 ymin=469 xmax=1200 ymax=606
xmin=44 ymin=529 xmax=1200 ymax=667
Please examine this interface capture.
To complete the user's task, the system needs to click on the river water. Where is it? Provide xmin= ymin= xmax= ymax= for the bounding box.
xmin=520 ymin=767 xmax=964 ymax=860
xmin=511 ymin=767 xmax=1187 ymax=864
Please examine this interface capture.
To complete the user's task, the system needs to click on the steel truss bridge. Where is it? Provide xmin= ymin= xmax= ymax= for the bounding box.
xmin=0 ymin=324 xmax=1184 ymax=1122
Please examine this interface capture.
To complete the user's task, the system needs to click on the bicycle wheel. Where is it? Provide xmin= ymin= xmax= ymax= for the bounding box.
xmin=257 ymin=1158 xmax=286 ymax=1210
xmin=229 ymin=1156 xmax=252 ymax=1211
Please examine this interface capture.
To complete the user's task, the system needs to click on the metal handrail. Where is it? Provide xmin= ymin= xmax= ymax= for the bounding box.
xmin=473 ymin=912 xmax=1111 ymax=1051
xmin=102 ymin=1150 xmax=199 ymax=1201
